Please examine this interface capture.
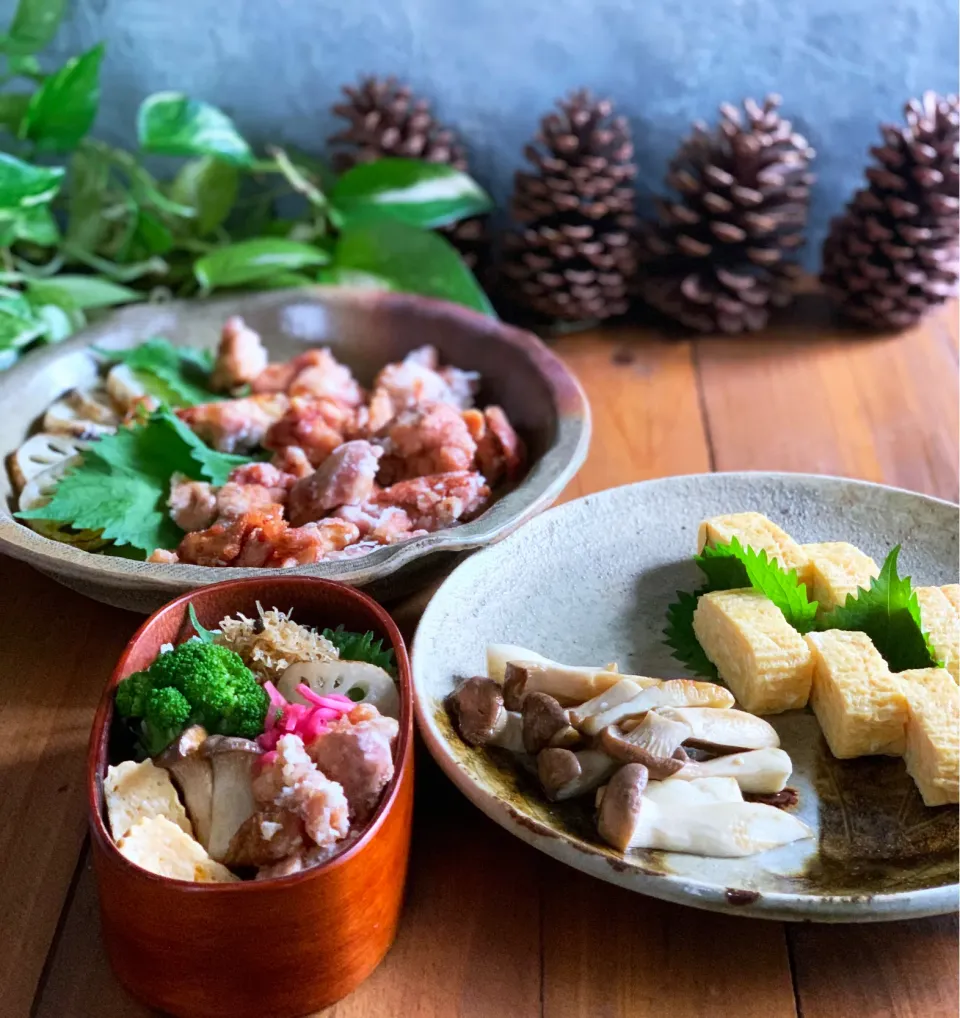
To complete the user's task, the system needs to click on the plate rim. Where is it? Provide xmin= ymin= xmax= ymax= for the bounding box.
xmin=412 ymin=471 xmax=960 ymax=922
xmin=0 ymin=286 xmax=591 ymax=590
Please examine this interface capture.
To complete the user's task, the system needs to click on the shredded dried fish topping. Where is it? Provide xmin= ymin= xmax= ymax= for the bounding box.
xmin=216 ymin=603 xmax=338 ymax=682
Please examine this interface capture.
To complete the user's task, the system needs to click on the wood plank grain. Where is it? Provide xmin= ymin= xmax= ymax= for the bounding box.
xmin=698 ymin=305 xmax=960 ymax=1018
xmin=542 ymin=858 xmax=797 ymax=1018
xmin=324 ymin=748 xmax=541 ymax=1018
xmin=790 ymin=915 xmax=959 ymax=1018
xmin=542 ymin=329 xmax=797 ymax=1018
xmin=550 ymin=328 xmax=712 ymax=502
xmin=0 ymin=558 xmax=140 ymax=1018
xmin=32 ymin=849 xmax=150 ymax=1018
xmin=695 ymin=310 xmax=959 ymax=501
xmin=32 ymin=749 xmax=543 ymax=1018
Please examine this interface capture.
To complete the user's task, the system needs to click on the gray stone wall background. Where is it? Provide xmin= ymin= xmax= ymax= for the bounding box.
xmin=44 ymin=0 xmax=959 ymax=268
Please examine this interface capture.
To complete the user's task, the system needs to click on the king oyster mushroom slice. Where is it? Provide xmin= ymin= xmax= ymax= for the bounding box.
xmin=278 ymin=659 xmax=399 ymax=720
xmin=201 ymin=736 xmax=262 ymax=862
xmin=446 ymin=676 xmax=524 ymax=752
xmin=598 ymin=763 xmax=811 ymax=856
xmin=672 ymin=747 xmax=793 ymax=794
xmin=537 ymin=748 xmax=618 ymax=801
xmin=155 ymin=726 xmax=213 ymax=850
xmin=521 ymin=692 xmax=580 ymax=753
xmin=583 ymin=679 xmax=735 ymax=736
xmin=502 ymin=661 xmax=624 ymax=710
xmin=568 ymin=677 xmax=657 ymax=729
xmin=642 ymin=775 xmax=743 ymax=808
xmin=599 ymin=711 xmax=692 ymax=777
xmin=654 ymin=707 xmax=780 ymax=752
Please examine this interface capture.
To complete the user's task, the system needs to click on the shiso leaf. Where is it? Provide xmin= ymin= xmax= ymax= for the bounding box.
xmin=17 ymin=408 xmax=258 ymax=554
xmin=698 ymin=537 xmax=819 ymax=634
xmin=664 ymin=536 xmax=818 ymax=676
xmin=818 ymin=545 xmax=939 ymax=672
xmin=663 ymin=588 xmax=718 ymax=679
xmin=97 ymin=337 xmax=222 ymax=407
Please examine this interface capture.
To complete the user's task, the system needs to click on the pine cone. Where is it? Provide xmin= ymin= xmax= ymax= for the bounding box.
xmin=821 ymin=92 xmax=959 ymax=330
xmin=500 ymin=89 xmax=638 ymax=323
xmin=329 ymin=76 xmax=488 ymax=273
xmin=638 ymin=95 xmax=815 ymax=334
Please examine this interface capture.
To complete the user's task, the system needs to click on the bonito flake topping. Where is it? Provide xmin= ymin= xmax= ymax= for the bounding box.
xmin=216 ymin=604 xmax=338 ymax=682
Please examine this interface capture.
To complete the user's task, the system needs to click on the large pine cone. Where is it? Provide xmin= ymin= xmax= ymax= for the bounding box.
xmin=500 ymin=89 xmax=638 ymax=323
xmin=638 ymin=95 xmax=815 ymax=333
xmin=328 ymin=76 xmax=487 ymax=273
xmin=821 ymin=92 xmax=959 ymax=330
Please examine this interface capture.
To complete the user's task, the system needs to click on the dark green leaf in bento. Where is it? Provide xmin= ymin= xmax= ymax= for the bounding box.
xmin=663 ymin=588 xmax=719 ymax=679
xmin=1 ymin=0 xmax=67 ymax=55
xmin=333 ymin=217 xmax=494 ymax=316
xmin=331 ymin=158 xmax=493 ymax=230
xmin=20 ymin=42 xmax=104 ymax=150
xmin=168 ymin=156 xmax=239 ymax=236
xmin=818 ymin=545 xmax=938 ymax=672
xmin=188 ymin=603 xmax=217 ymax=644
xmin=194 ymin=237 xmax=330 ymax=291
xmin=321 ymin=624 xmax=396 ymax=676
xmin=0 ymin=151 xmax=63 ymax=209
xmin=137 ymin=91 xmax=253 ymax=166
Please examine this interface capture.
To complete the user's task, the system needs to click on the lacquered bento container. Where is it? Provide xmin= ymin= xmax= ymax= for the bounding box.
xmin=87 ymin=577 xmax=414 ymax=1018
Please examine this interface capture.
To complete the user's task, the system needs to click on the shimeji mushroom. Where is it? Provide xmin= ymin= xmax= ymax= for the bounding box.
xmin=653 ymin=707 xmax=779 ymax=752
xmin=568 ymin=677 xmax=658 ymax=729
xmin=224 ymin=808 xmax=305 ymax=868
xmin=201 ymin=736 xmax=262 ymax=862
xmin=582 ymin=679 xmax=735 ymax=735
xmin=599 ymin=710 xmax=692 ymax=777
xmin=486 ymin=645 xmax=620 ymax=684
xmin=537 ymin=748 xmax=618 ymax=801
xmin=502 ymin=661 xmax=624 ymax=709
xmin=279 ymin=659 xmax=399 ymax=719
xmin=670 ymin=747 xmax=794 ymax=794
xmin=521 ymin=692 xmax=580 ymax=753
xmin=597 ymin=763 xmax=811 ymax=856
xmin=447 ymin=677 xmax=525 ymax=752
xmin=156 ymin=725 xmax=213 ymax=849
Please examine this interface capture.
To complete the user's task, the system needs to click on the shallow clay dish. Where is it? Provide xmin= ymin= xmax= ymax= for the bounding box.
xmin=413 ymin=472 xmax=960 ymax=922
xmin=0 ymin=288 xmax=589 ymax=611
xmin=88 ymin=577 xmax=413 ymax=1018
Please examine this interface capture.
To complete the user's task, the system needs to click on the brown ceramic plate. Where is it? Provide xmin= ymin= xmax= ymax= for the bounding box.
xmin=0 ymin=288 xmax=590 ymax=611
xmin=413 ymin=472 xmax=960 ymax=922
xmin=89 ymin=576 xmax=413 ymax=1018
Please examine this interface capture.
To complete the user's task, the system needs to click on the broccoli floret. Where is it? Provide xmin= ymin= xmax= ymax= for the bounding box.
xmin=115 ymin=671 xmax=152 ymax=718
xmin=113 ymin=641 xmax=268 ymax=756
xmin=141 ymin=687 xmax=192 ymax=757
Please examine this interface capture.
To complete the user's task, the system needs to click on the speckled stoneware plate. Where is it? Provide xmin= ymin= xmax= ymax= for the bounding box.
xmin=0 ymin=288 xmax=589 ymax=612
xmin=413 ymin=472 xmax=960 ymax=922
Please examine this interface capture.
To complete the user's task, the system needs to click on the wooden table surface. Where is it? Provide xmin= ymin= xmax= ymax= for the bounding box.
xmin=2 ymin=296 xmax=958 ymax=1018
